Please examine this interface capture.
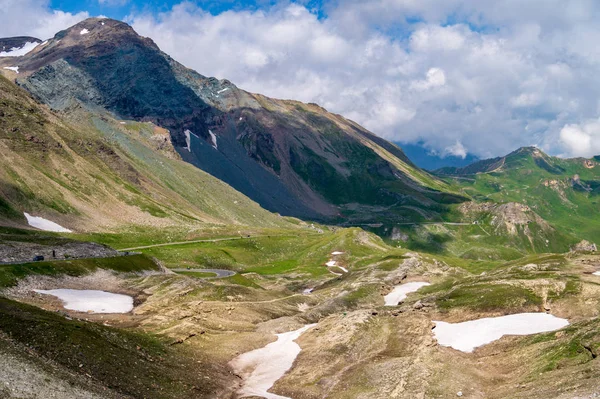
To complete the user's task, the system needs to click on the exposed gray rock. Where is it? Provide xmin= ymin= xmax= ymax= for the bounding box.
xmin=572 ymin=240 xmax=597 ymax=253
xmin=0 ymin=241 xmax=119 ymax=264
xmin=391 ymin=227 xmax=409 ymax=241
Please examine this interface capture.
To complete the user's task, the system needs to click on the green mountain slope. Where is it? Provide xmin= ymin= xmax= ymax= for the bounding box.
xmin=0 ymin=74 xmax=290 ymax=232
xmin=436 ymin=147 xmax=600 ymax=243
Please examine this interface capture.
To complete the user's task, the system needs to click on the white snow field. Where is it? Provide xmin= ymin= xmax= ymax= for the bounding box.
xmin=34 ymin=289 xmax=134 ymax=313
xmin=24 ymin=213 xmax=72 ymax=233
xmin=384 ymin=282 xmax=430 ymax=306
xmin=230 ymin=324 xmax=316 ymax=399
xmin=0 ymin=41 xmax=39 ymax=57
xmin=433 ymin=313 xmax=569 ymax=353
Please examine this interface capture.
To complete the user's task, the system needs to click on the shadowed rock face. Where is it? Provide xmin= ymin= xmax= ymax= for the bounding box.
xmin=1 ymin=18 xmax=465 ymax=222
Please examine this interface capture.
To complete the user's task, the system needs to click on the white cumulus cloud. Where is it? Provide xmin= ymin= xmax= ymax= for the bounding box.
xmin=125 ymin=1 xmax=600 ymax=159
xmin=560 ymin=120 xmax=600 ymax=158
xmin=0 ymin=0 xmax=88 ymax=40
xmin=4 ymin=0 xmax=600 ymax=159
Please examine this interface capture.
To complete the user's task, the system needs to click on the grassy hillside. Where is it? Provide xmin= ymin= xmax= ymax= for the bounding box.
xmin=437 ymin=147 xmax=600 ymax=243
xmin=0 ymin=74 xmax=292 ymax=232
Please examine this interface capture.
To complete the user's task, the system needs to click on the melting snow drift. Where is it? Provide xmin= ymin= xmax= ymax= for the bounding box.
xmin=24 ymin=212 xmax=71 ymax=233
xmin=0 ymin=41 xmax=39 ymax=57
xmin=3 ymin=66 xmax=19 ymax=73
xmin=34 ymin=289 xmax=134 ymax=313
xmin=384 ymin=282 xmax=430 ymax=306
xmin=593 ymin=271 xmax=600 ymax=276
xmin=433 ymin=313 xmax=569 ymax=353
xmin=331 ymin=251 xmax=344 ymax=255
xmin=230 ymin=324 xmax=315 ymax=399
xmin=80 ymin=28 xmax=89 ymax=35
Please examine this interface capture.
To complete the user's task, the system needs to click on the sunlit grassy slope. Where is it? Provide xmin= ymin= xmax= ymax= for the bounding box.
xmin=437 ymin=147 xmax=600 ymax=243
xmin=0 ymin=74 xmax=291 ymax=232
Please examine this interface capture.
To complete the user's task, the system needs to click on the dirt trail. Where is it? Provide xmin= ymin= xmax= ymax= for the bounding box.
xmin=118 ymin=234 xmax=310 ymax=251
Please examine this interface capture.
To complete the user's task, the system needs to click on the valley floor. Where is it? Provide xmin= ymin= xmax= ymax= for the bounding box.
xmin=1 ymin=226 xmax=600 ymax=398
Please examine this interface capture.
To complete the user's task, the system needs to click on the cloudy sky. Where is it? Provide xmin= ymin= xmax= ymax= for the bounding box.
xmin=2 ymin=0 xmax=600 ymax=159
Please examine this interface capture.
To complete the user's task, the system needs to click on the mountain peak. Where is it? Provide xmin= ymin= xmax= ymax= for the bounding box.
xmin=0 ymin=18 xmax=463 ymax=222
xmin=509 ymin=146 xmax=545 ymax=157
xmin=50 ymin=17 xmax=159 ymax=52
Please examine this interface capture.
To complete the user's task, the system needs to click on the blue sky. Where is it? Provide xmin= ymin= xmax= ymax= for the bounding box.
xmin=3 ymin=0 xmax=600 ymax=159
xmin=48 ymin=0 xmax=325 ymax=20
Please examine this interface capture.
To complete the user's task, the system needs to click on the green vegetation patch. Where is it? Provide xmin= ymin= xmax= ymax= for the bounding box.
xmin=524 ymin=319 xmax=600 ymax=374
xmin=435 ymin=283 xmax=542 ymax=312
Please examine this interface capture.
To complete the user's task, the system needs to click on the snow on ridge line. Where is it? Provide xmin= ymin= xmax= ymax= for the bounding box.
xmin=0 ymin=41 xmax=40 ymax=57
xmin=433 ymin=313 xmax=569 ymax=353
xmin=24 ymin=212 xmax=72 ymax=233
xmin=3 ymin=66 xmax=19 ymax=73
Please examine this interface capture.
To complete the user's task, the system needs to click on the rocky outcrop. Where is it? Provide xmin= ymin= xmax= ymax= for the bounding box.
xmin=460 ymin=201 xmax=552 ymax=236
xmin=571 ymin=240 xmax=597 ymax=253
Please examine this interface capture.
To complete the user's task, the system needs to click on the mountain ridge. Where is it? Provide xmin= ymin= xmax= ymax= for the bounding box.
xmin=0 ymin=17 xmax=465 ymax=223
xmin=434 ymin=145 xmax=600 ymax=243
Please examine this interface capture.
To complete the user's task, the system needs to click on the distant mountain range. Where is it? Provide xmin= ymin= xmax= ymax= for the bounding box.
xmin=434 ymin=146 xmax=600 ymax=243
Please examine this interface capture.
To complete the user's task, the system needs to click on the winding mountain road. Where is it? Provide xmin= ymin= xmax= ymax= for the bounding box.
xmin=172 ymin=268 xmax=236 ymax=278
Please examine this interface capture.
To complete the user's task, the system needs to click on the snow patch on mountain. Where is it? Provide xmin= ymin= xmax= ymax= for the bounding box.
xmin=0 ymin=41 xmax=39 ymax=57
xmin=24 ymin=213 xmax=72 ymax=233
xmin=209 ymin=130 xmax=218 ymax=149
xmin=184 ymin=129 xmax=199 ymax=152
